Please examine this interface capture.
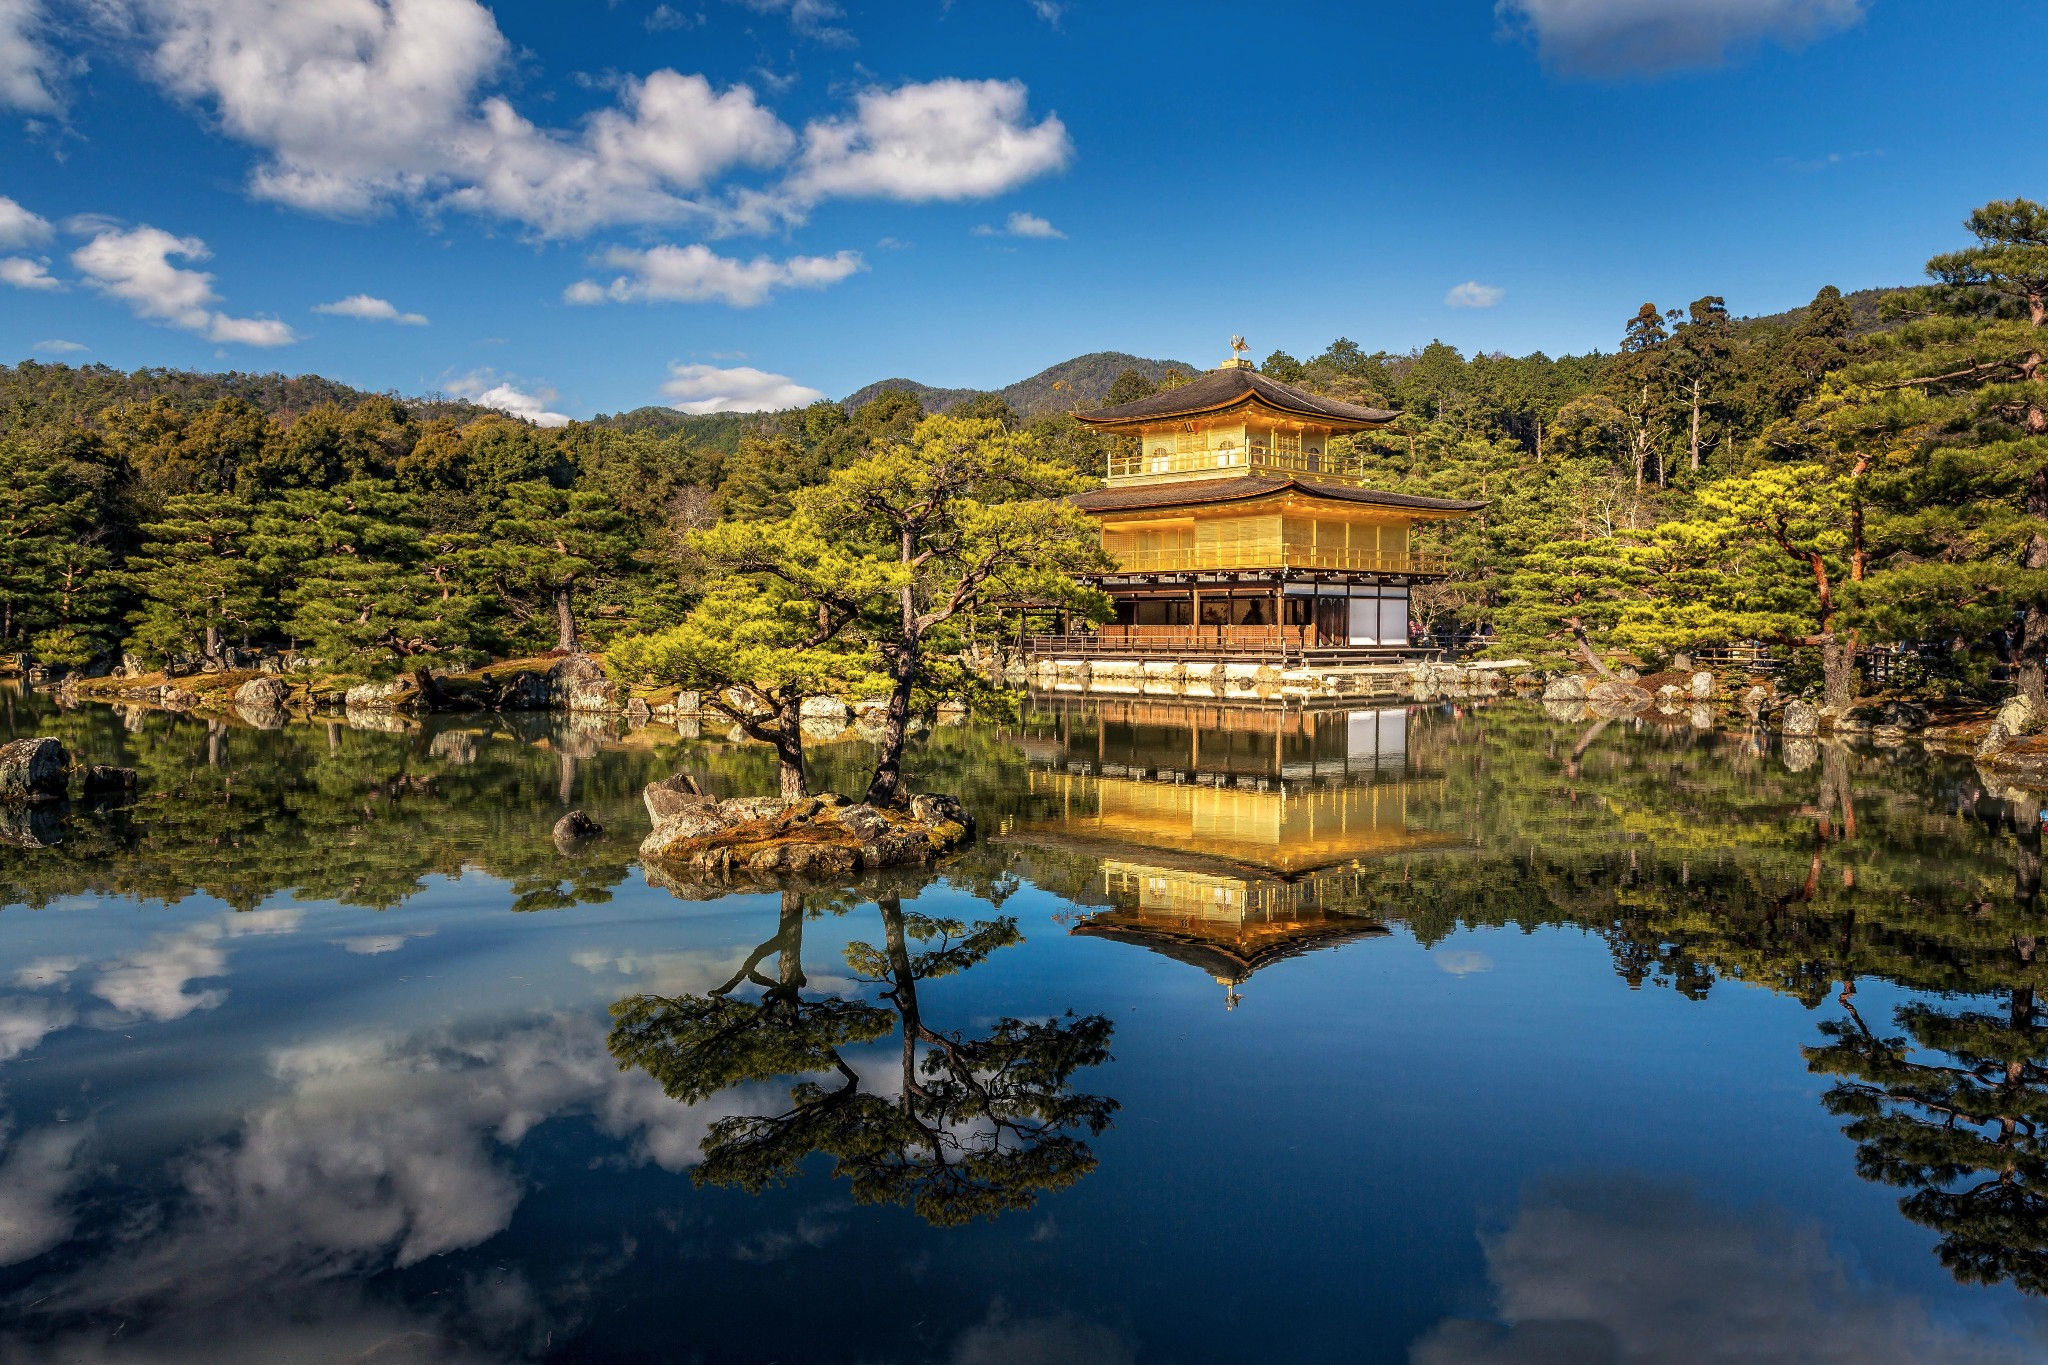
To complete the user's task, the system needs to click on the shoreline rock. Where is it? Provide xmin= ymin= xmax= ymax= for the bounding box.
xmin=0 ymin=738 xmax=68 ymax=803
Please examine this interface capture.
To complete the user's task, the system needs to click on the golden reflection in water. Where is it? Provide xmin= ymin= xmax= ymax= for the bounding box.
xmin=1010 ymin=700 xmax=1463 ymax=1002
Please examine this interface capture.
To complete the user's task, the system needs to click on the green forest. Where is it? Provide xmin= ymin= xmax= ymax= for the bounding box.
xmin=3 ymin=196 xmax=2046 ymax=717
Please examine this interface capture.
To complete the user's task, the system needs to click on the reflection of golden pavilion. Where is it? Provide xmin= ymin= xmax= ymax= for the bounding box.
xmin=1014 ymin=698 xmax=1449 ymax=875
xmin=1009 ymin=699 xmax=1458 ymax=1001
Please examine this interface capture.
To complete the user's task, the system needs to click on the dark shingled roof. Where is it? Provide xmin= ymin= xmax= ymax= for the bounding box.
xmin=1072 ymin=474 xmax=1485 ymax=515
xmin=1075 ymin=365 xmax=1398 ymax=429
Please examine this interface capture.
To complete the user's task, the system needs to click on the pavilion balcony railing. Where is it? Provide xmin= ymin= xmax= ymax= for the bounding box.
xmin=1022 ymin=627 xmax=1435 ymax=664
xmin=1101 ymin=545 xmax=1443 ymax=575
xmin=1106 ymin=449 xmax=1375 ymax=484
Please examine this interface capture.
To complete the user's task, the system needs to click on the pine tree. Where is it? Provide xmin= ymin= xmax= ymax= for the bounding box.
xmin=260 ymin=480 xmax=481 ymax=681
xmin=0 ymin=440 xmax=105 ymax=651
xmin=606 ymin=515 xmax=890 ymax=797
xmin=125 ymin=493 xmax=273 ymax=665
xmin=482 ymin=481 xmax=634 ymax=653
xmin=1842 ymin=199 xmax=2048 ymax=707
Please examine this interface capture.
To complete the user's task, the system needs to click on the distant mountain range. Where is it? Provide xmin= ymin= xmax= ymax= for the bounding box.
xmin=841 ymin=350 xmax=1198 ymax=417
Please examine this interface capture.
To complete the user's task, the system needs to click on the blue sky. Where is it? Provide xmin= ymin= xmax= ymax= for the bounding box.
xmin=0 ymin=0 xmax=2040 ymax=422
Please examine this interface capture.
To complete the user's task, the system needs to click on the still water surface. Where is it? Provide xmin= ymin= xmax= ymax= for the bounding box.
xmin=0 ymin=688 xmax=2045 ymax=1362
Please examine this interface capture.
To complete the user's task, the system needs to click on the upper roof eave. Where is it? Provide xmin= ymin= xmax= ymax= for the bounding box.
xmin=1073 ymin=366 xmax=1398 ymax=431
xmin=1070 ymin=474 xmax=1486 ymax=516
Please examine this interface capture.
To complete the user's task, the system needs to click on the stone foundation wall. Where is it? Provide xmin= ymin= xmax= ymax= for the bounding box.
xmin=1026 ymin=657 xmax=1528 ymax=703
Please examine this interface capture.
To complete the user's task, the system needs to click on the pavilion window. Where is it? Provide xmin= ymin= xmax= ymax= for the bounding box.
xmin=1276 ymin=432 xmax=1301 ymax=458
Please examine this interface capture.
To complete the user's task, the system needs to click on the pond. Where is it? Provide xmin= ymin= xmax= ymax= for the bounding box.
xmin=0 ymin=685 xmax=2044 ymax=1363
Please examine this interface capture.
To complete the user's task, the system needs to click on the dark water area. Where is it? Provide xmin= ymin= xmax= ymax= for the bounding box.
xmin=1 ymin=684 xmax=2046 ymax=1363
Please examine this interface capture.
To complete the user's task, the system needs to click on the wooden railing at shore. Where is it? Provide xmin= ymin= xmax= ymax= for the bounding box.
xmin=1024 ymin=629 xmax=1434 ymax=666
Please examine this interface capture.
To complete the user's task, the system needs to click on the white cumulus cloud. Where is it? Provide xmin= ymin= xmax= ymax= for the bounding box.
xmin=788 ymin=78 xmax=1070 ymax=204
xmin=1445 ymin=280 xmax=1505 ymax=309
xmin=733 ymin=0 xmax=851 ymax=45
xmin=660 ymin=361 xmax=825 ymax=414
xmin=1497 ymin=0 xmax=1868 ymax=77
xmin=447 ymin=370 xmax=571 ymax=426
xmin=0 ymin=255 xmax=59 ymax=290
xmin=103 ymin=4 xmax=1070 ymax=240
xmin=567 ymin=242 xmax=865 ymax=307
xmin=0 ymin=194 xmax=52 ymax=247
xmin=129 ymin=0 xmax=792 ymax=236
xmin=0 ymin=0 xmax=61 ymax=113
xmin=973 ymin=209 xmax=1064 ymax=239
xmin=313 ymin=293 xmax=427 ymax=324
xmin=70 ymin=225 xmax=297 ymax=346
xmin=30 ymin=338 xmax=84 ymax=352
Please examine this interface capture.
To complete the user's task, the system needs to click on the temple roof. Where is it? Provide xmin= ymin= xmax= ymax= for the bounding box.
xmin=1075 ymin=366 xmax=1398 ymax=431
xmin=1072 ymin=474 xmax=1485 ymax=515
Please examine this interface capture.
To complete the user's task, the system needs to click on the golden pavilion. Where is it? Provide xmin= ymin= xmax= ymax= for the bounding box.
xmin=1047 ymin=349 xmax=1483 ymax=660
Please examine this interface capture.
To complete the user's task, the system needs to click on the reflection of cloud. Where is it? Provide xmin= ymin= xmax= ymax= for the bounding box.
xmin=335 ymin=928 xmax=434 ymax=955
xmin=90 ymin=910 xmax=304 ymax=1022
xmin=730 ymin=1210 xmax=845 ymax=1263
xmin=574 ymin=945 xmax=856 ymax=998
xmin=0 ymin=997 xmax=74 ymax=1060
xmin=13 ymin=956 xmax=84 ymax=988
xmin=1436 ymin=951 xmax=1494 ymax=976
xmin=15 ymin=1011 xmax=753 ymax=1334
xmin=1 ymin=1280 xmax=518 ymax=1364
xmin=0 ymin=1122 xmax=91 ymax=1266
xmin=951 ymin=1309 xmax=1135 ymax=1365
xmin=91 ymin=935 xmax=227 ymax=1021
xmin=1409 ymin=1176 xmax=2027 ymax=1365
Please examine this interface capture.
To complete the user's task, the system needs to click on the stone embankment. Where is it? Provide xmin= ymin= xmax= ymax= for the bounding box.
xmin=1029 ymin=656 xmax=1530 ymax=703
xmin=637 ymin=774 xmax=971 ymax=885
xmin=1539 ymin=669 xmax=1718 ymax=724
xmin=58 ymin=652 xmax=949 ymax=746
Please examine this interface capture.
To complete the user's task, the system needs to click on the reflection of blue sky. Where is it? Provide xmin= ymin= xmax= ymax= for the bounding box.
xmin=0 ymin=875 xmax=2040 ymax=1360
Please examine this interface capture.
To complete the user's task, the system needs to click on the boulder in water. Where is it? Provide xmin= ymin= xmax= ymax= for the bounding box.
xmin=1586 ymin=678 xmax=1652 ymax=715
xmin=644 ymin=772 xmax=709 ymax=823
xmin=345 ymin=679 xmax=422 ymax=711
xmin=236 ymin=677 xmax=290 ymax=710
xmin=1780 ymin=699 xmax=1821 ymax=737
xmin=1541 ymin=675 xmax=1589 ymax=701
xmin=551 ymin=654 xmax=620 ymax=712
xmin=81 ymin=765 xmax=136 ymax=795
xmin=0 ymin=738 xmax=68 ymax=803
xmin=553 ymin=810 xmax=603 ymax=848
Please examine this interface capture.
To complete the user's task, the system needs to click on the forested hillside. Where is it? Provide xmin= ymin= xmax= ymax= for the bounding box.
xmin=843 ymin=350 xmax=1197 ymax=416
xmin=2 ymin=197 xmax=2044 ymax=711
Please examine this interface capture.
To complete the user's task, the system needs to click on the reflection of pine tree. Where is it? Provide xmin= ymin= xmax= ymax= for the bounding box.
xmin=1807 ymin=973 xmax=2048 ymax=1294
xmin=609 ymin=891 xmax=1116 ymax=1227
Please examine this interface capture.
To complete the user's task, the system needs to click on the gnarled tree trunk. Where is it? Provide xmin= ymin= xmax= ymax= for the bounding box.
xmin=864 ymin=646 xmax=918 ymax=808
xmin=555 ymin=585 xmax=578 ymax=654
xmin=1818 ymin=631 xmax=1858 ymax=715
xmin=772 ymin=693 xmax=809 ymax=799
